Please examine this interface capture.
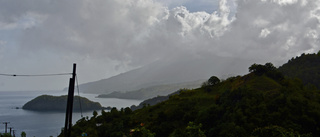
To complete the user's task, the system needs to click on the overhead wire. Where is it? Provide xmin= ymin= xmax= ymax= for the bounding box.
xmin=0 ymin=73 xmax=72 ymax=77
xmin=0 ymin=70 xmax=84 ymax=118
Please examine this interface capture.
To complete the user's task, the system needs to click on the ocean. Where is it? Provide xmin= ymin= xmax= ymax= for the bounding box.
xmin=0 ymin=90 xmax=142 ymax=137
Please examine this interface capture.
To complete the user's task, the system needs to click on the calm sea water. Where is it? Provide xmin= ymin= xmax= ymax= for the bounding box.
xmin=0 ymin=90 xmax=142 ymax=137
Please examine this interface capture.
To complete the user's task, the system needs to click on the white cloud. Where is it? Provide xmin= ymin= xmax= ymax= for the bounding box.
xmin=261 ymin=0 xmax=298 ymax=5
xmin=260 ymin=28 xmax=271 ymax=38
xmin=253 ymin=18 xmax=270 ymax=27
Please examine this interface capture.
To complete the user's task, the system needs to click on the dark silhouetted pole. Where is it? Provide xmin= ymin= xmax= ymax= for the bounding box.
xmin=12 ymin=130 xmax=16 ymax=137
xmin=2 ymin=122 xmax=9 ymax=134
xmin=64 ymin=63 xmax=76 ymax=137
xmin=9 ymin=127 xmax=13 ymax=136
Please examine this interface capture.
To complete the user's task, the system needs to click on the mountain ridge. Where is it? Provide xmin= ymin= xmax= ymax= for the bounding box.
xmin=77 ymin=54 xmax=256 ymax=94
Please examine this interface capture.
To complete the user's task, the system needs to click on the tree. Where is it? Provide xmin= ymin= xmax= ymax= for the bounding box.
xmin=208 ymin=76 xmax=220 ymax=85
xmin=21 ymin=132 xmax=26 ymax=137
xmin=249 ymin=63 xmax=267 ymax=75
xmin=171 ymin=122 xmax=206 ymax=137
xmin=251 ymin=125 xmax=305 ymax=137
xmin=249 ymin=63 xmax=283 ymax=80
xmin=185 ymin=122 xmax=206 ymax=137
xmin=130 ymin=125 xmax=155 ymax=137
xmin=264 ymin=62 xmax=276 ymax=71
xmin=93 ymin=110 xmax=98 ymax=118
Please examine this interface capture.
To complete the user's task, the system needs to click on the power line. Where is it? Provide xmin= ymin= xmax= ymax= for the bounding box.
xmin=0 ymin=73 xmax=72 ymax=77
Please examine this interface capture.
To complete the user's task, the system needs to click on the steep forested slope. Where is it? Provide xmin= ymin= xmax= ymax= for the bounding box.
xmin=279 ymin=52 xmax=320 ymax=89
xmin=60 ymin=63 xmax=320 ymax=137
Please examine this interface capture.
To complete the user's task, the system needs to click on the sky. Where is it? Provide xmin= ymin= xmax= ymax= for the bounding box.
xmin=0 ymin=0 xmax=319 ymax=91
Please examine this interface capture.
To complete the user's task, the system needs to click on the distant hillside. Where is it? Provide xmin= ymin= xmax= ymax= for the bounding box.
xmin=278 ymin=52 xmax=320 ymax=88
xmin=23 ymin=95 xmax=103 ymax=112
xmin=97 ymin=80 xmax=204 ymax=100
xmin=61 ymin=63 xmax=320 ymax=137
xmin=130 ymin=90 xmax=181 ymax=111
xmin=130 ymin=95 xmax=169 ymax=111
xmin=77 ymin=54 xmax=254 ymax=94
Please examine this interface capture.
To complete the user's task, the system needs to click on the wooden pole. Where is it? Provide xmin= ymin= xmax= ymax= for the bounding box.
xmin=3 ymin=122 xmax=9 ymax=134
xmin=64 ymin=78 xmax=72 ymax=137
xmin=64 ymin=63 xmax=76 ymax=137
xmin=9 ymin=127 xmax=12 ymax=136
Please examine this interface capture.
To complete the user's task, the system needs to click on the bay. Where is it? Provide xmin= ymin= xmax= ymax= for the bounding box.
xmin=0 ymin=90 xmax=142 ymax=137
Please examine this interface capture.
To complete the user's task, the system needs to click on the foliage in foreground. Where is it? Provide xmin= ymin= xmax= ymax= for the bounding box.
xmin=0 ymin=131 xmax=26 ymax=137
xmin=59 ymin=63 xmax=320 ymax=137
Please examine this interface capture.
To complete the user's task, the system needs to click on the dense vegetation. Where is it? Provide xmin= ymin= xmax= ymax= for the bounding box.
xmin=23 ymin=95 xmax=103 ymax=112
xmin=0 ymin=133 xmax=13 ymax=137
xmin=59 ymin=62 xmax=320 ymax=137
xmin=0 ymin=131 xmax=27 ymax=137
xmin=279 ymin=52 xmax=320 ymax=89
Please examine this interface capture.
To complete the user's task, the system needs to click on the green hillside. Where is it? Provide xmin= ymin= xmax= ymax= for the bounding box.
xmin=278 ymin=52 xmax=320 ymax=89
xmin=59 ymin=63 xmax=320 ymax=137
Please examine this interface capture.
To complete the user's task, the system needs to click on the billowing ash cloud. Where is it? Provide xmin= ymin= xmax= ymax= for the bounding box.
xmin=0 ymin=0 xmax=319 ymax=90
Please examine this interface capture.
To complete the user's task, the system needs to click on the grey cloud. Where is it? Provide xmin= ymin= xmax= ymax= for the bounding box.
xmin=212 ymin=0 xmax=320 ymax=61
xmin=155 ymin=0 xmax=220 ymax=13
xmin=0 ymin=0 xmax=319 ymax=90
xmin=16 ymin=0 xmax=320 ymax=65
xmin=16 ymin=0 xmax=168 ymax=66
xmin=1 ymin=0 xmax=318 ymax=60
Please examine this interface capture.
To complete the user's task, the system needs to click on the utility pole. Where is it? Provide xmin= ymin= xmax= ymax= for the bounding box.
xmin=2 ymin=122 xmax=10 ymax=134
xmin=9 ymin=127 xmax=13 ymax=136
xmin=64 ymin=63 xmax=76 ymax=137
xmin=12 ymin=130 xmax=16 ymax=137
